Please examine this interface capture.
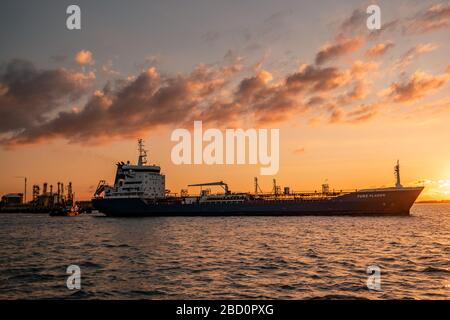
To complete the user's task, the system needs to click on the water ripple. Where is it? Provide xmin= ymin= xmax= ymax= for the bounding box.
xmin=0 ymin=204 xmax=449 ymax=299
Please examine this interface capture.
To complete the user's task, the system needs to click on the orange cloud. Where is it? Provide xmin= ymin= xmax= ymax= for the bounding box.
xmin=345 ymin=103 xmax=380 ymax=123
xmin=338 ymin=7 xmax=399 ymax=40
xmin=2 ymin=49 xmax=388 ymax=148
xmin=393 ymin=43 xmax=438 ymax=70
xmin=3 ymin=51 xmax=370 ymax=147
xmin=404 ymin=3 xmax=450 ymax=34
xmin=406 ymin=97 xmax=450 ymax=117
xmin=0 ymin=59 xmax=92 ymax=134
xmin=350 ymin=60 xmax=378 ymax=79
xmin=1 ymin=62 xmax=237 ymax=146
xmin=287 ymin=64 xmax=351 ymax=92
xmin=347 ymin=81 xmax=368 ymax=100
xmin=325 ymin=104 xmax=344 ymax=124
xmin=336 ymin=80 xmax=369 ymax=105
xmin=235 ymin=70 xmax=273 ymax=103
xmin=339 ymin=8 xmax=366 ymax=34
xmin=306 ymin=95 xmax=326 ymax=107
xmin=365 ymin=42 xmax=395 ymax=57
xmin=315 ymin=37 xmax=363 ymax=65
xmin=293 ymin=147 xmax=305 ymax=155
xmin=75 ymin=50 xmax=94 ymax=66
xmin=381 ymin=71 xmax=450 ymax=103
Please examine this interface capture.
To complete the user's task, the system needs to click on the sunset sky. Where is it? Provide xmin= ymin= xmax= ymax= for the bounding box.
xmin=0 ymin=0 xmax=449 ymax=200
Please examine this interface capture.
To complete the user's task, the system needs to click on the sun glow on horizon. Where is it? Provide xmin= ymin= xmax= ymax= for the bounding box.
xmin=439 ymin=179 xmax=450 ymax=195
xmin=417 ymin=178 xmax=450 ymax=201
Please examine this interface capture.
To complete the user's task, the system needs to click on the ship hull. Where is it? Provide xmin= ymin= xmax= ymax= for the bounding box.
xmin=92 ymin=187 xmax=423 ymax=217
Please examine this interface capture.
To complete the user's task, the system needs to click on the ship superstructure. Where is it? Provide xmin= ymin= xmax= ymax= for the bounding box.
xmin=92 ymin=140 xmax=424 ymax=216
xmin=95 ymin=139 xmax=165 ymax=199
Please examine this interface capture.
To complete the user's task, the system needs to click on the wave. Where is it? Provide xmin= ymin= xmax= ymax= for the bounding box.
xmin=421 ymin=266 xmax=450 ymax=274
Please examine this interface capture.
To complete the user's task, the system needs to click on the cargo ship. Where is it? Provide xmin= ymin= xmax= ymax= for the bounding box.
xmin=92 ymin=140 xmax=423 ymax=216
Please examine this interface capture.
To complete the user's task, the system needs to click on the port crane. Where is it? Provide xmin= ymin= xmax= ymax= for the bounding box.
xmin=94 ymin=180 xmax=107 ymax=197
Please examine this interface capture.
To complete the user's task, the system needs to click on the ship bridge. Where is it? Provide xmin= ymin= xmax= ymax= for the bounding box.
xmin=98 ymin=139 xmax=166 ymax=199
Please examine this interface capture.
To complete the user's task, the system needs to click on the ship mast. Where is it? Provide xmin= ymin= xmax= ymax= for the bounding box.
xmin=395 ymin=160 xmax=402 ymax=188
xmin=254 ymin=177 xmax=262 ymax=194
xmin=137 ymin=139 xmax=148 ymax=166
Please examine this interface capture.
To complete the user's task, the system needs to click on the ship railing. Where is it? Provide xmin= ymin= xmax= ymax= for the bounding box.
xmin=105 ymin=191 xmax=145 ymax=198
xmin=251 ymin=189 xmax=353 ymax=198
xmin=168 ymin=189 xmax=356 ymax=200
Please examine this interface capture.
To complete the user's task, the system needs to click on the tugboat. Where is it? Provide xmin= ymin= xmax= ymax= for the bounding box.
xmin=49 ymin=184 xmax=79 ymax=216
xmin=49 ymin=206 xmax=79 ymax=217
xmin=92 ymin=140 xmax=424 ymax=217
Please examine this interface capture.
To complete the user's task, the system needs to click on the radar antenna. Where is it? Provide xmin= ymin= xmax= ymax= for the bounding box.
xmin=137 ymin=139 xmax=148 ymax=166
xmin=395 ymin=160 xmax=402 ymax=188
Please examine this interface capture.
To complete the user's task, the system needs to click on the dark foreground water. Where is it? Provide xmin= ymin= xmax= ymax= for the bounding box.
xmin=0 ymin=204 xmax=449 ymax=299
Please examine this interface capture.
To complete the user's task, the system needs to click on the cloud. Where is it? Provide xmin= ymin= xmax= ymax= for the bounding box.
xmin=3 ymin=54 xmax=356 ymax=146
xmin=236 ymin=70 xmax=273 ymax=103
xmin=337 ymin=8 xmax=398 ymax=40
xmin=404 ymin=3 xmax=450 ymax=34
xmin=393 ymin=43 xmax=438 ymax=70
xmin=286 ymin=64 xmax=351 ymax=92
xmin=8 ymin=21 xmax=444 ymax=149
xmin=75 ymin=50 xmax=94 ymax=66
xmin=311 ymin=100 xmax=381 ymax=125
xmin=101 ymin=59 xmax=120 ymax=77
xmin=339 ymin=9 xmax=366 ymax=35
xmin=367 ymin=20 xmax=399 ymax=40
xmin=315 ymin=37 xmax=363 ymax=65
xmin=338 ymin=4 xmax=448 ymax=39
xmin=311 ymin=61 xmax=376 ymax=107
xmin=350 ymin=60 xmax=378 ymax=79
xmin=336 ymin=80 xmax=369 ymax=105
xmin=365 ymin=41 xmax=395 ymax=57
xmin=306 ymin=95 xmax=326 ymax=107
xmin=134 ymin=54 xmax=163 ymax=71
xmin=224 ymin=68 xmax=308 ymax=125
xmin=381 ymin=71 xmax=450 ymax=103
xmin=0 ymin=59 xmax=92 ymax=134
xmin=189 ymin=69 xmax=281 ymax=126
xmin=406 ymin=97 xmax=450 ymax=117
xmin=3 ymin=50 xmax=378 ymax=147
xmin=328 ymin=107 xmax=344 ymax=124
xmin=1 ymin=59 xmax=245 ymax=146
xmin=345 ymin=103 xmax=379 ymax=123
